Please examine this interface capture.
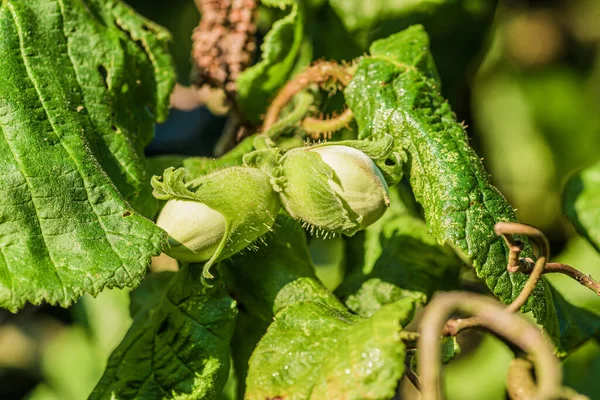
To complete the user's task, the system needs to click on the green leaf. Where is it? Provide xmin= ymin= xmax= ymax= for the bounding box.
xmin=335 ymin=186 xmax=461 ymax=317
xmin=245 ymin=299 xmax=413 ymax=400
xmin=33 ymin=0 xmax=174 ymax=216
xmin=0 ymin=0 xmax=174 ymax=312
xmin=221 ymin=214 xmax=345 ymax=321
xmin=236 ymin=0 xmax=305 ymax=123
xmin=222 ymin=215 xmax=345 ymax=397
xmin=345 ymin=22 xmax=533 ymax=318
xmin=90 ymin=266 xmax=238 ymax=400
xmin=224 ymin=215 xmax=415 ymax=398
xmin=326 ymin=0 xmax=498 ymax=104
xmin=128 ymin=271 xmax=173 ymax=319
xmin=545 ymin=288 xmax=600 ymax=357
xmin=564 ymin=160 xmax=600 ymax=254
xmin=337 ymin=215 xmax=462 ymax=318
xmin=344 ymin=25 xmax=599 ymax=355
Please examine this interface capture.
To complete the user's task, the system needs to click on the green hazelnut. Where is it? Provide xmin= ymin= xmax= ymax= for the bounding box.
xmin=156 ymin=199 xmax=226 ymax=263
xmin=152 ymin=166 xmax=281 ymax=281
xmin=279 ymin=144 xmax=390 ymax=236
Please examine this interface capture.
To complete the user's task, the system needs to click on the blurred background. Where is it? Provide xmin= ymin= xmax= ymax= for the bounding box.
xmin=1 ymin=0 xmax=599 ymax=399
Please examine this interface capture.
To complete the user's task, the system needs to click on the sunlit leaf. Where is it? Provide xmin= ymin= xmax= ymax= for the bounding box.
xmin=91 ymin=266 xmax=237 ymax=400
xmin=246 ymin=299 xmax=413 ymax=400
xmin=0 ymin=0 xmax=175 ymax=312
xmin=236 ymin=0 xmax=305 ymax=123
xmin=344 ymin=25 xmax=600 ymax=355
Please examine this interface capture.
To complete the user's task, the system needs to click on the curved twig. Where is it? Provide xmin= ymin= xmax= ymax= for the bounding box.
xmin=420 ymin=292 xmax=562 ymax=400
xmin=443 ymin=222 xmax=549 ymax=336
xmin=518 ymin=261 xmax=600 ymax=297
xmin=262 ymin=91 xmax=314 ymax=139
xmin=495 ymin=222 xmax=550 ymax=313
xmin=262 ymin=61 xmax=353 ymax=131
xmin=507 ymin=357 xmax=589 ymax=400
xmin=495 ymin=223 xmax=600 ymax=297
xmin=507 ymin=357 xmax=538 ymax=400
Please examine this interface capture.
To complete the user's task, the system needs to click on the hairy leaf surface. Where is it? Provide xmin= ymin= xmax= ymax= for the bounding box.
xmin=236 ymin=0 xmax=305 ymax=123
xmin=564 ymin=160 xmax=600 ymax=254
xmin=0 ymin=0 xmax=175 ymax=311
xmin=91 ymin=266 xmax=237 ymax=400
xmin=336 ymin=189 xmax=462 ymax=317
xmin=222 ymin=215 xmax=345 ymax=396
xmin=222 ymin=215 xmax=345 ymax=321
xmin=326 ymin=0 xmax=497 ymax=106
xmin=345 ymin=25 xmax=600 ymax=354
xmin=246 ymin=299 xmax=413 ymax=400
xmin=224 ymin=216 xmax=415 ymax=398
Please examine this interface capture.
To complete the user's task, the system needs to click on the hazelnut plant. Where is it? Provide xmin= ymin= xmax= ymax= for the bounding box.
xmin=1 ymin=1 xmax=600 ymax=399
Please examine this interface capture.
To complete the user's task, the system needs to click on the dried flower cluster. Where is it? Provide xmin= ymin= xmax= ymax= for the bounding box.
xmin=192 ymin=0 xmax=257 ymax=94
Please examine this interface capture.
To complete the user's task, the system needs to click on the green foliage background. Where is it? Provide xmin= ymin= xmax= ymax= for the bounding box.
xmin=0 ymin=0 xmax=599 ymax=399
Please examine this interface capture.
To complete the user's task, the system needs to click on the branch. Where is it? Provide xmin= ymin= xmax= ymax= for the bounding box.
xmin=444 ymin=222 xmax=600 ymax=336
xmin=519 ymin=261 xmax=600 ymax=297
xmin=495 ymin=222 xmax=600 ymax=297
xmin=301 ymin=108 xmax=354 ymax=139
xmin=507 ymin=357 xmax=589 ymax=400
xmin=262 ymin=61 xmax=353 ymax=131
xmin=419 ymin=292 xmax=562 ymax=400
xmin=496 ymin=222 xmax=549 ymax=313
xmin=506 ymin=357 xmax=538 ymax=400
xmin=443 ymin=222 xmax=549 ymax=336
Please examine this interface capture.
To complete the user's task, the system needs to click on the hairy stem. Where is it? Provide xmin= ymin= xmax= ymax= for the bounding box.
xmin=419 ymin=292 xmax=562 ymax=400
xmin=301 ymin=108 xmax=354 ymax=139
xmin=263 ymin=61 xmax=353 ymax=130
xmin=262 ymin=91 xmax=314 ymax=139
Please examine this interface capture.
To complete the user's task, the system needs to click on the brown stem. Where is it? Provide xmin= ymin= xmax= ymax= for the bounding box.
xmin=262 ymin=61 xmax=353 ymax=131
xmin=443 ymin=222 xmax=549 ymax=336
xmin=495 ymin=222 xmax=549 ymax=313
xmin=507 ymin=357 xmax=538 ymax=400
xmin=520 ymin=261 xmax=600 ymax=297
xmin=507 ymin=357 xmax=589 ymax=400
xmin=420 ymin=292 xmax=562 ymax=400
